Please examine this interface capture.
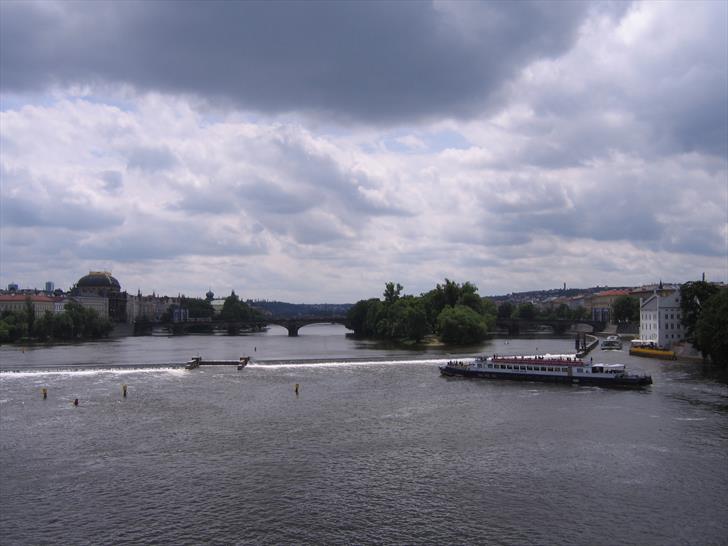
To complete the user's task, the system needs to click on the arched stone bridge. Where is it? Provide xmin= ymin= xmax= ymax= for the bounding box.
xmin=495 ymin=318 xmax=606 ymax=336
xmin=265 ymin=316 xmax=348 ymax=336
xmin=145 ymin=316 xmax=349 ymax=337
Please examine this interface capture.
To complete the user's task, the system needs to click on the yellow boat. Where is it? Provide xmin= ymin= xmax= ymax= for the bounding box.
xmin=629 ymin=340 xmax=676 ymax=360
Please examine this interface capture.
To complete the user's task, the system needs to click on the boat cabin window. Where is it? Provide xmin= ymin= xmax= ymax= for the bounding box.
xmin=561 ymin=367 xmax=568 ymax=372
xmin=539 ymin=367 xmax=546 ymax=371
xmin=547 ymin=367 xmax=554 ymax=372
xmin=506 ymin=365 xmax=512 ymax=369
xmin=592 ymin=366 xmax=603 ymax=373
xmin=487 ymin=363 xmax=492 ymax=368
xmin=526 ymin=366 xmax=533 ymax=371
xmin=577 ymin=368 xmax=583 ymax=373
xmin=520 ymin=366 xmax=526 ymax=371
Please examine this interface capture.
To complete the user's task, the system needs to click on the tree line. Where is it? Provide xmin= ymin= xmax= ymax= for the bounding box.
xmin=680 ymin=281 xmax=728 ymax=367
xmin=346 ymin=280 xmax=495 ymax=345
xmin=0 ymin=300 xmax=113 ymax=343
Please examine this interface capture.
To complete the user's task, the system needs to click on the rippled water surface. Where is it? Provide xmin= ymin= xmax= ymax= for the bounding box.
xmin=1 ymin=326 xmax=727 ymax=545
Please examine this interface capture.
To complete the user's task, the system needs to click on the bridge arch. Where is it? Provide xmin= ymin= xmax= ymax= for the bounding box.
xmin=265 ymin=318 xmax=349 ymax=337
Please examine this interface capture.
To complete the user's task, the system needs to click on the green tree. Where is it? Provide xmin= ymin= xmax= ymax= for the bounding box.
xmin=365 ymin=299 xmax=385 ymax=337
xmin=612 ymin=295 xmax=639 ymax=322
xmin=0 ymin=319 xmax=12 ymax=342
xmin=681 ymin=281 xmax=720 ymax=344
xmin=348 ymin=280 xmax=494 ymax=344
xmin=0 ymin=311 xmax=28 ymax=342
xmin=694 ymin=288 xmax=728 ymax=367
xmin=383 ymin=282 xmax=403 ymax=305
xmin=220 ymin=291 xmax=257 ymax=323
xmin=515 ymin=302 xmax=536 ymax=320
xmin=52 ymin=312 xmax=75 ymax=340
xmin=554 ymin=303 xmax=570 ymax=319
xmin=63 ymin=302 xmax=112 ymax=339
xmin=497 ymin=301 xmax=513 ymax=319
xmin=404 ymin=303 xmax=429 ymax=342
xmin=24 ymin=297 xmax=35 ymax=335
xmin=181 ymin=297 xmax=215 ymax=319
xmin=437 ymin=305 xmax=488 ymax=344
xmin=345 ymin=299 xmax=375 ymax=335
xmin=32 ymin=311 xmax=56 ymax=340
xmin=481 ymin=298 xmax=497 ymax=318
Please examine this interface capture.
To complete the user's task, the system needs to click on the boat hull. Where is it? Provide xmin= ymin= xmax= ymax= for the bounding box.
xmin=629 ymin=347 xmax=676 ymax=360
xmin=439 ymin=366 xmax=652 ymax=388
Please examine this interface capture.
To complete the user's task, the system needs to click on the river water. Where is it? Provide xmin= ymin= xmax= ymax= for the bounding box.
xmin=1 ymin=325 xmax=727 ymax=545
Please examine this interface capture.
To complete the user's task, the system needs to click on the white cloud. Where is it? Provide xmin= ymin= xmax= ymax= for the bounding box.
xmin=1 ymin=1 xmax=726 ymax=301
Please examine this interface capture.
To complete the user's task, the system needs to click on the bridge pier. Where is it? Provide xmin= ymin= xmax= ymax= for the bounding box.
xmin=286 ymin=325 xmax=300 ymax=337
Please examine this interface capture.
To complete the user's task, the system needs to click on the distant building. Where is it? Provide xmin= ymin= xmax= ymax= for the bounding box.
xmin=210 ymin=298 xmax=227 ymax=315
xmin=126 ymin=291 xmax=183 ymax=323
xmin=169 ymin=304 xmax=189 ymax=323
xmin=639 ymin=289 xmax=685 ymax=348
xmin=71 ymin=271 xmax=127 ymax=322
xmin=0 ymin=294 xmax=55 ymax=316
xmin=587 ymin=289 xmax=630 ymax=323
xmin=630 ymin=282 xmax=679 ymax=301
xmin=7 ymin=283 xmax=18 ymax=292
xmin=53 ymin=297 xmax=67 ymax=314
xmin=69 ymin=296 xmax=110 ymax=319
xmin=45 ymin=281 xmax=55 ymax=293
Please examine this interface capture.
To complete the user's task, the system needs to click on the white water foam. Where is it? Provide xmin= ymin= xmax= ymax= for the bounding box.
xmin=246 ymin=358 xmax=466 ymax=370
xmin=0 ymin=367 xmax=187 ymax=379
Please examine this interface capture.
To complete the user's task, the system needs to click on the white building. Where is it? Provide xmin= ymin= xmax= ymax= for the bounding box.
xmin=639 ymin=289 xmax=685 ymax=348
xmin=71 ymin=296 xmax=110 ymax=319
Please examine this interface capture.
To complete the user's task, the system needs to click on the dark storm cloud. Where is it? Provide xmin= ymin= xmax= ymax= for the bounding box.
xmin=0 ymin=0 xmax=595 ymax=123
xmin=469 ymin=165 xmax=723 ymax=257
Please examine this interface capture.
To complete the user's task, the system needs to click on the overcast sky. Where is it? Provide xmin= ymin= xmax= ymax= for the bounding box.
xmin=1 ymin=0 xmax=726 ymax=302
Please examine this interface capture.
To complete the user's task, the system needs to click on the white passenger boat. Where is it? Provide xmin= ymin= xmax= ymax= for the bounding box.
xmin=440 ymin=353 xmax=652 ymax=388
xmin=600 ymin=335 xmax=623 ymax=350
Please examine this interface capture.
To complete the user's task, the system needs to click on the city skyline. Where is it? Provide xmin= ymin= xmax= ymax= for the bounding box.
xmin=1 ymin=1 xmax=726 ymax=303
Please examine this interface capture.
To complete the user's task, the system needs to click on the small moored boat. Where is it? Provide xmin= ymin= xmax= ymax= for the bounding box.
xmin=629 ymin=340 xmax=676 ymax=360
xmin=601 ymin=335 xmax=623 ymax=350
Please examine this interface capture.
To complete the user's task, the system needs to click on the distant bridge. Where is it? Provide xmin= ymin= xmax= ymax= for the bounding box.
xmin=143 ymin=316 xmax=349 ymax=337
xmin=495 ymin=318 xmax=606 ymax=336
xmin=263 ymin=316 xmax=348 ymax=336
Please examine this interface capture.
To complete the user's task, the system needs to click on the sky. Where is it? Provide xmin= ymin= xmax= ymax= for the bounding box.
xmin=1 ymin=0 xmax=726 ymax=303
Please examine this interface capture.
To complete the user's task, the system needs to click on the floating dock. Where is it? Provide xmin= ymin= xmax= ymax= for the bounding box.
xmin=186 ymin=356 xmax=250 ymax=370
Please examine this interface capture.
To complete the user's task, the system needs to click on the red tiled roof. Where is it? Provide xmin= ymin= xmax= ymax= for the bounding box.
xmin=0 ymin=294 xmax=56 ymax=302
xmin=594 ymin=289 xmax=630 ymax=297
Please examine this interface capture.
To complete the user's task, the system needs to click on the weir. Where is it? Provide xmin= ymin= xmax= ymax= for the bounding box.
xmin=185 ymin=356 xmax=250 ymax=370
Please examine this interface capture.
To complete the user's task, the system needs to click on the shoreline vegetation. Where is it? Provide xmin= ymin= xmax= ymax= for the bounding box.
xmin=344 ymin=279 xmax=597 ymax=347
xmin=0 ymin=301 xmax=113 ymax=345
xmin=345 ymin=280 xmax=496 ymax=346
